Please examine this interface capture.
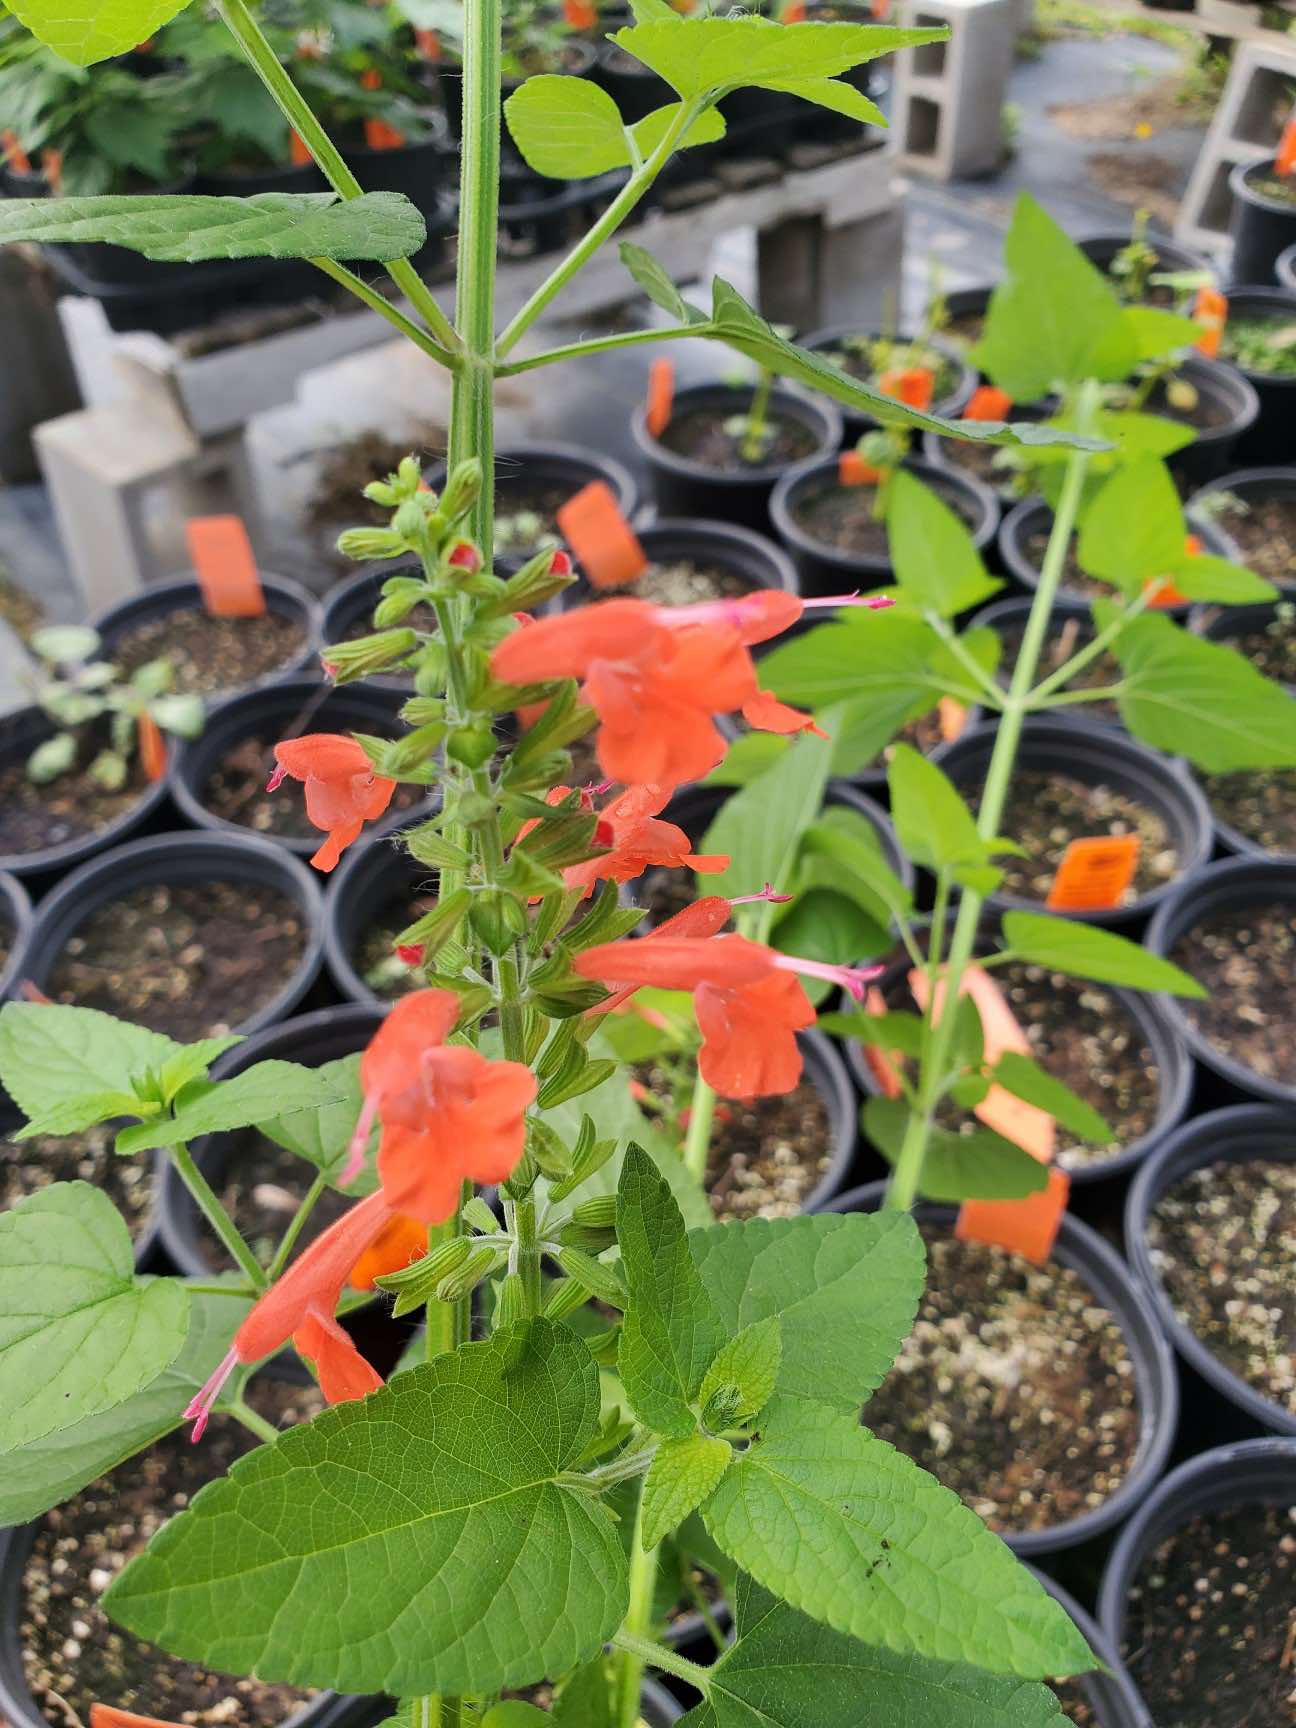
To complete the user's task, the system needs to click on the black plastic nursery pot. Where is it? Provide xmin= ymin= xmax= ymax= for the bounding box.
xmin=0 ymin=704 xmax=174 ymax=885
xmin=0 ymin=1368 xmax=382 ymax=1728
xmin=423 ymin=441 xmax=639 ymax=568
xmin=637 ymin=1678 xmax=684 ymax=1723
xmin=937 ymin=284 xmax=995 ymax=355
xmin=1187 ymin=464 xmax=1296 ymax=589
xmin=632 ymin=382 xmax=843 ymax=536
xmin=323 ymin=815 xmax=438 ymax=1009
xmin=1033 ymin=1571 xmax=1150 ymax=1728
xmin=969 ymin=594 xmax=1126 ymax=730
xmin=21 ymin=830 xmax=325 ymax=1039
xmin=1140 ymin=354 xmax=1261 ymax=491
xmin=92 ymin=574 xmax=323 ymax=699
xmin=169 ymin=679 xmax=429 ymax=856
xmin=818 ymin=1185 xmax=1179 ymax=1559
xmin=158 ymin=1002 xmax=382 ymax=1277
xmin=1144 ymin=855 xmax=1296 ymax=1107
xmin=1213 ymin=285 xmax=1296 ymax=466
xmin=556 ymin=518 xmax=799 ymax=623
xmin=1126 ymin=1102 xmax=1296 ymax=1440
xmin=1278 ymin=240 xmax=1296 ymax=291
xmin=1077 ymin=230 xmax=1209 ymax=303
xmin=997 ymin=493 xmax=1238 ymax=616
xmin=930 ymin=715 xmax=1215 ymax=928
xmin=1096 ymin=1436 xmax=1296 ymax=1725
xmin=844 ymin=927 xmax=1194 ymax=1191
xmin=797 ymin=327 xmax=976 ymax=440
xmin=1229 ymin=156 xmax=1296 ymax=291
xmin=0 ymin=872 xmax=32 ymax=1002
xmin=921 ymin=401 xmax=1053 ymax=507
xmin=770 ymin=455 xmax=999 ymax=598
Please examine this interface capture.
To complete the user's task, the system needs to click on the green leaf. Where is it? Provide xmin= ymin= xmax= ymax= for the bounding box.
xmin=27 ymin=733 xmax=78 ymax=784
xmin=1121 ymin=305 xmax=1202 ymax=363
xmin=620 ymin=240 xmax=708 ymax=325
xmin=156 ymin=1035 xmax=242 ymax=1105
xmin=483 ymin=1707 xmax=550 ymax=1728
xmin=6 ymin=0 xmax=193 ymax=64
xmin=1160 ymin=553 xmax=1277 ymax=605
xmin=0 ymin=1001 xmax=177 ymax=1125
xmin=681 ymin=1577 xmax=1075 ymax=1727
xmin=31 ymin=624 xmax=101 ymax=662
xmin=991 ymin=1051 xmax=1111 ymax=1143
xmin=115 ymin=1059 xmax=362 ymax=1156
xmin=886 ymin=743 xmax=989 ymax=878
xmin=503 ymin=78 xmax=726 ymax=180
xmin=864 ymin=1099 xmax=1050 ymax=1202
xmin=1100 ymin=609 xmax=1296 ymax=772
xmin=632 ymin=101 xmax=727 ymax=161
xmin=818 ymin=1008 xmax=924 ymax=1056
xmin=17 ymin=1088 xmax=150 ymax=1139
xmin=699 ymin=732 xmax=833 ymax=931
xmin=617 ymin=1145 xmax=725 ymax=1437
xmin=0 ymin=192 xmax=425 ymax=262
xmin=554 ymin=1660 xmax=616 ymax=1726
xmin=689 ymin=1211 xmax=924 ymax=1415
xmin=887 ymin=468 xmax=1001 ymax=617
xmin=642 ymin=1432 xmax=733 ymax=1549
xmin=973 ymin=193 xmax=1132 ymax=398
xmin=1077 ymin=457 xmax=1184 ymax=590
xmin=0 ymin=1183 xmax=189 ymax=1451
xmin=1095 ymin=409 xmax=1197 ymax=461
xmin=698 ymin=1316 xmax=782 ymax=1426
xmin=701 ymin=1401 xmax=1093 ymax=1678
xmin=1000 ymin=908 xmax=1207 ymax=996
xmin=258 ymin=1053 xmax=378 ymax=1191
xmin=104 ymin=1321 xmax=627 ymax=1696
xmin=0 ymin=1287 xmax=252 ymax=1526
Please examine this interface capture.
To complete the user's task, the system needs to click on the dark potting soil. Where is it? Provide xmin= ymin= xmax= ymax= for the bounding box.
xmin=1023 ymin=526 xmax=1111 ymax=600
xmin=940 ymin=310 xmax=985 ymax=349
xmin=993 ymin=617 xmax=1122 ymax=721
xmin=206 ymin=1133 xmax=351 ymax=1271
xmin=1207 ymin=499 xmax=1296 ymax=586
xmin=935 ymin=434 xmax=1029 ymax=498
xmin=962 ymin=768 xmax=1179 ymax=903
xmin=46 ymin=879 xmax=309 ymax=1039
xmin=857 ymin=704 xmax=961 ymax=776
xmin=1141 ymin=373 xmax=1236 ymax=433
xmin=111 ymin=607 xmax=307 ymax=697
xmin=1050 ymin=1678 xmax=1098 ymax=1724
xmin=1247 ymin=168 xmax=1296 ymax=206
xmin=1220 ymin=314 xmax=1296 ymax=379
xmin=1170 ymin=901 xmax=1296 ymax=1085
xmin=0 ymin=916 xmax=10 ymax=977
xmin=656 ymin=404 xmax=819 ymax=473
xmin=310 ymin=428 xmax=446 ymax=535
xmin=0 ymin=738 xmax=151 ymax=859
xmin=794 ymin=474 xmax=979 ymax=558
xmin=1121 ymin=1499 xmax=1296 ymax=1726
xmin=863 ymin=1227 xmax=1140 ymax=1533
xmin=1200 ymin=766 xmax=1296 ymax=854
xmin=1 ymin=1121 xmax=153 ymax=1236
xmin=21 ymin=1379 xmax=324 ymax=1727
xmin=1212 ymin=597 xmax=1296 ymax=684
xmin=203 ymin=732 xmax=424 ymax=840
xmin=354 ymin=886 xmax=438 ymax=999
xmin=1148 ymin=1157 xmax=1296 ymax=1414
xmin=822 ymin=336 xmax=959 ymax=403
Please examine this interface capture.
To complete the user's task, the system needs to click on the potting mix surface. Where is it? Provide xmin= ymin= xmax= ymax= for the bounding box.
xmin=794 ymin=474 xmax=979 ymax=559
xmin=993 ymin=617 xmax=1122 ymax=722
xmin=207 ymin=1131 xmax=353 ymax=1271
xmin=1199 ymin=765 xmax=1296 ymax=855
xmin=1220 ymin=315 xmax=1296 ymax=378
xmin=111 ymin=606 xmax=308 ymax=696
xmin=356 ymin=886 xmax=439 ymax=998
xmin=0 ymin=747 xmax=151 ymax=859
xmin=1207 ymin=503 xmax=1296 ymax=588
xmin=1170 ymin=901 xmax=1296 ymax=1086
xmin=1 ymin=1121 xmax=153 ymax=1238
xmin=570 ymin=559 xmax=752 ymax=609
xmin=656 ymin=404 xmax=819 ymax=472
xmin=1211 ymin=597 xmax=1296 ymax=684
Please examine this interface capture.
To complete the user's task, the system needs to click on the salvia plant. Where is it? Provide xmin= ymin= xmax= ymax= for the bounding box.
xmin=3 ymin=1 xmax=1293 ymax=1724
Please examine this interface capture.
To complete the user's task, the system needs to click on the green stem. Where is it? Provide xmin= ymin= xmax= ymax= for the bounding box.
xmin=167 ymin=1142 xmax=267 ymax=1289
xmin=610 ymin=1629 xmax=712 ymax=1698
xmin=496 ymin=101 xmax=700 ymax=357
xmin=495 ymin=323 xmax=705 ymax=375
xmin=424 ymin=1215 xmax=463 ymax=1361
xmin=740 ymin=368 xmax=774 ymax=463
xmin=510 ymin=1195 xmax=544 ymax=1318
xmin=884 ymin=378 xmax=1101 ymax=1213
xmin=266 ymin=1174 xmax=327 ymax=1283
xmin=617 ymin=1491 xmax=662 ymax=1728
xmin=1045 ymin=684 xmax=1127 ymax=705
xmin=310 ymin=259 xmax=457 ymax=368
xmin=682 ymin=1070 xmax=716 ymax=1184
xmin=215 ymin=0 xmax=459 ymax=357
xmin=929 ymin=616 xmax=1010 ymax=707
xmin=1027 ymin=587 xmax=1154 ymax=705
xmin=229 ymin=1400 xmax=280 ymax=1445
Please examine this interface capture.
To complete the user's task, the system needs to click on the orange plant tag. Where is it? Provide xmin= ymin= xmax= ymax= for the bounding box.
xmin=859 ymin=985 xmax=904 ymax=1099
xmin=186 ymin=516 xmax=267 ymax=618
xmin=1 ymin=130 xmax=32 ymax=174
xmin=41 ymin=149 xmax=63 ymax=194
xmin=839 ymin=450 xmax=883 ymax=486
xmin=878 ymin=367 xmax=934 ymax=411
xmin=290 ymin=130 xmax=313 ymax=166
xmin=563 ymin=0 xmax=597 ymax=24
xmin=938 ymin=696 xmax=968 ymax=742
xmin=1193 ymin=285 xmax=1227 ymax=359
xmin=137 ymin=711 xmax=167 ymax=782
xmin=364 ymin=119 xmax=407 ymax=151
xmin=645 ymin=358 xmax=675 ymax=438
xmin=871 ymin=0 xmax=891 ymax=17
xmin=555 ymin=482 xmax=648 ymax=590
xmin=963 ymin=384 xmax=1013 ymax=422
xmin=782 ymin=0 xmax=807 ymax=17
xmin=1277 ymin=115 xmax=1296 ymax=175
xmin=1046 ymin=835 xmax=1140 ymax=912
xmin=957 ymin=1168 xmax=1071 ymax=1265
xmin=414 ymin=26 xmax=440 ymax=58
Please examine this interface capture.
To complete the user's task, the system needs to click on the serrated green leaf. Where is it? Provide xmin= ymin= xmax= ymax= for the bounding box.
xmin=679 ymin=1576 xmax=1075 ymax=1727
xmin=887 ymin=468 xmax=1001 ymax=617
xmin=483 ymin=1706 xmax=550 ymax=1728
xmin=759 ymin=612 xmax=943 ymax=747
xmin=116 ymin=1059 xmax=361 ymax=1157
xmin=1121 ymin=305 xmax=1201 ymax=363
xmin=698 ymin=1316 xmax=781 ymax=1426
xmin=504 ymin=78 xmax=725 ymax=180
xmin=887 ymin=743 xmax=989 ymax=877
xmin=621 ymin=240 xmax=708 ymax=324
xmin=256 ymin=1053 xmax=379 ymax=1191
xmin=0 ymin=1183 xmax=189 ymax=1452
xmin=643 ymin=1432 xmax=733 ymax=1549
xmin=631 ymin=100 xmax=727 ymax=160
xmin=1000 ymin=908 xmax=1207 ymax=996
xmin=156 ymin=1035 xmax=242 ymax=1104
xmin=689 ymin=1211 xmax=924 ymax=1414
xmin=104 ymin=1321 xmax=627 ymax=1696
xmin=0 ymin=1286 xmax=252 ymax=1526
xmin=6 ymin=0 xmax=192 ymax=64
xmin=0 ymin=1001 xmax=178 ymax=1124
xmin=702 ymin=1402 xmax=1092 ymax=1678
xmin=17 ymin=1088 xmax=150 ymax=1139
xmin=0 ymin=192 xmax=425 ymax=261
xmin=1077 ymin=456 xmax=1184 ymax=590
xmin=1162 ymin=553 xmax=1276 ymax=605
xmin=618 ymin=1145 xmax=725 ymax=1437
xmin=864 ymin=1098 xmax=1050 ymax=1202
xmin=991 ymin=1051 xmax=1110 ymax=1143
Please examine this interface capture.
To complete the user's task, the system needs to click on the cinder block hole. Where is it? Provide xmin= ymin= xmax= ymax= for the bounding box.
xmin=1200 ymin=157 xmax=1239 ymax=235
xmin=905 ymin=94 xmax=943 ymax=157
xmin=1232 ymin=66 xmax=1295 ymax=149
xmin=911 ymin=19 xmax=948 ymax=76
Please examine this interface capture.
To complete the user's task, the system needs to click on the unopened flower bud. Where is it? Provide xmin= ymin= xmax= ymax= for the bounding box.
xmin=393 ymin=498 xmax=428 ymax=542
xmin=397 ymin=454 xmax=422 ymax=494
xmin=446 ymin=540 xmax=482 ymax=573
xmin=570 ymin=1195 xmax=617 ymax=1231
xmin=336 ymin=527 xmax=406 ymax=562
xmin=439 ymin=457 xmax=482 ymax=522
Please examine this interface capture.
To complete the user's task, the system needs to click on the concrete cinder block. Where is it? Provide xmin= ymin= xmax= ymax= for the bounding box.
xmin=890 ymin=0 xmax=1017 ymax=181
xmin=1176 ymin=40 xmax=1296 ymax=253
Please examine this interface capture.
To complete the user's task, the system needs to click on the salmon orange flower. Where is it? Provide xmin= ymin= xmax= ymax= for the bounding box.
xmin=267 ymin=733 xmax=397 ymax=872
xmin=559 ymin=782 xmax=729 ymax=895
xmin=575 ymin=933 xmax=881 ymax=1097
xmin=348 ymin=1212 xmax=428 ymax=1291
xmin=184 ymin=1187 xmax=394 ymax=1439
xmin=346 ymin=989 xmax=537 ymax=1224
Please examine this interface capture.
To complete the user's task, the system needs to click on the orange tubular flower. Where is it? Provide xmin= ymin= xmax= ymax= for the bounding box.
xmin=267 ymin=734 xmax=396 ymax=872
xmin=345 ymin=989 xmax=537 ymax=1225
xmin=348 ymin=1212 xmax=429 ymax=1291
xmin=184 ymin=1187 xmax=394 ymax=1440
xmin=562 ymin=782 xmax=729 ymax=895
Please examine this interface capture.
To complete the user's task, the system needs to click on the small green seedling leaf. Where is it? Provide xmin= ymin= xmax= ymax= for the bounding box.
xmin=642 ymin=1432 xmax=733 ymax=1550
xmin=698 ymin=1316 xmax=782 ymax=1428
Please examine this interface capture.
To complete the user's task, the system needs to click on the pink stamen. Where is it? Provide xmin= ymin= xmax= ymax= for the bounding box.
xmin=266 ymin=764 xmax=287 ymax=793
xmin=321 ymin=659 xmax=338 ymax=679
xmin=728 ymin=883 xmax=794 ymax=907
xmin=340 ymin=1092 xmax=379 ymax=1188
xmin=775 ymin=955 xmax=886 ymax=1002
xmin=183 ymin=1346 xmax=239 ymax=1443
xmin=803 ymin=592 xmax=894 ymax=611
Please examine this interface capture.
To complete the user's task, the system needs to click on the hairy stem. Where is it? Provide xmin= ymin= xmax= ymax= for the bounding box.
xmin=495 ymin=322 xmax=705 ymax=376
xmin=610 ymin=1629 xmax=712 ymax=1696
xmin=617 ymin=1491 xmax=661 ymax=1728
xmin=310 ymin=259 xmax=457 ymax=367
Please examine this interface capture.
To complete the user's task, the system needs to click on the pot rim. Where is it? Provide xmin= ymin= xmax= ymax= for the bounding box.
xmin=0 ymin=871 xmax=34 ymax=1001
xmin=556 ymin=515 xmax=801 ymax=611
xmin=630 ymin=380 xmax=843 ymax=488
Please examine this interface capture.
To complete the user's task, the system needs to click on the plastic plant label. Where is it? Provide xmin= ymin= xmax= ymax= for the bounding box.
xmin=645 ymin=357 xmax=675 ymax=438
xmin=859 ymin=986 xmax=904 ymax=1100
xmin=839 ymin=450 xmax=884 ymax=486
xmin=414 ymin=27 xmax=440 ymax=59
xmin=1046 ymin=835 xmax=1140 ymax=912
xmin=782 ymin=0 xmax=807 ymax=17
xmin=956 ymin=1166 xmax=1070 ymax=1265
xmin=138 ymin=712 xmax=167 ymax=782
xmin=878 ymin=367 xmax=933 ymax=410
xmin=938 ymin=697 xmax=968 ymax=742
xmin=555 ymin=482 xmax=647 ymax=590
xmin=1192 ymin=285 xmax=1227 ymax=359
xmin=963 ymin=385 xmax=1012 ymax=422
xmin=563 ymin=0 xmax=597 ymax=25
xmin=290 ymin=132 xmax=312 ymax=166
xmin=1 ymin=130 xmax=31 ymax=173
xmin=1277 ymin=116 xmax=1296 ymax=175
xmin=186 ymin=516 xmax=266 ymax=618
xmin=364 ymin=120 xmax=407 ymax=151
